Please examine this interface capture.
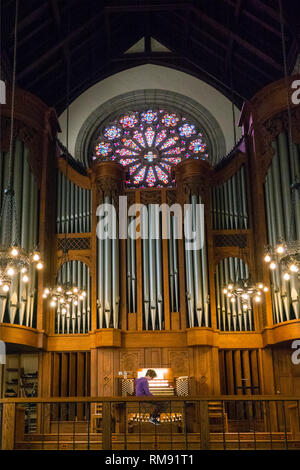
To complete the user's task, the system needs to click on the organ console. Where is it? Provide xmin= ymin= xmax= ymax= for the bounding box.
xmin=119 ymin=368 xmax=194 ymax=397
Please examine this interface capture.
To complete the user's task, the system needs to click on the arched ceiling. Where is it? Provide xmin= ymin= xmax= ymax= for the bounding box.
xmin=1 ymin=0 xmax=300 ymax=114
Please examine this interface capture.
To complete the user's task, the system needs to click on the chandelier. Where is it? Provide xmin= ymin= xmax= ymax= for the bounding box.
xmin=0 ymin=0 xmax=43 ymax=295
xmin=223 ymin=279 xmax=269 ymax=310
xmin=43 ymin=280 xmax=86 ymax=314
xmin=264 ymin=183 xmax=300 ymax=280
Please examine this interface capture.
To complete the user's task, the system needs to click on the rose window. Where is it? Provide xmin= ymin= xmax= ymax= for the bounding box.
xmin=93 ymin=109 xmax=208 ymax=187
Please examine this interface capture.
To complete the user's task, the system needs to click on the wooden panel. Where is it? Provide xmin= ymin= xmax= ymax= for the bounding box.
xmin=90 ymin=348 xmax=98 ymax=396
xmin=145 ymin=349 xmax=161 ymax=368
xmin=225 ymin=350 xmax=235 ymax=415
xmin=51 ymin=353 xmax=60 ymax=397
xmin=68 ymin=353 xmax=76 ymax=420
xmin=1 ymin=403 xmax=15 ymax=450
xmin=77 ymin=352 xmax=85 ymax=420
xmin=168 ymin=350 xmax=189 ymax=377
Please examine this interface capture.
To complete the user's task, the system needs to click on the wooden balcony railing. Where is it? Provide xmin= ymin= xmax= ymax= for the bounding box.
xmin=1 ymin=396 xmax=300 ymax=450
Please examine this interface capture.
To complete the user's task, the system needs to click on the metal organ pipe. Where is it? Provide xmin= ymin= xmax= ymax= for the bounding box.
xmin=55 ymin=261 xmax=91 ymax=334
xmin=0 ymin=141 xmax=39 ymax=327
xmin=215 ymin=257 xmax=254 ymax=331
xmin=149 ymin=204 xmax=157 ymax=329
xmin=211 ymin=167 xmax=248 ymax=230
xmin=142 ymin=236 xmax=150 ymax=329
xmin=168 ymin=211 xmax=175 ymax=313
xmin=192 ymin=195 xmax=203 ymax=327
xmin=264 ymin=132 xmax=300 ymax=323
xmin=130 ymin=224 xmax=136 ymax=314
xmin=57 ymin=171 xmax=92 ymax=235
xmin=98 ymin=206 xmax=104 ymax=328
xmin=155 ymin=206 xmax=163 ymax=330
xmin=172 ymin=215 xmax=179 ymax=312
xmin=185 ymin=203 xmax=195 ymax=328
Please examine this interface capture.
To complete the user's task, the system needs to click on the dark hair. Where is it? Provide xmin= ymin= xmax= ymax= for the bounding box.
xmin=145 ymin=369 xmax=157 ymax=379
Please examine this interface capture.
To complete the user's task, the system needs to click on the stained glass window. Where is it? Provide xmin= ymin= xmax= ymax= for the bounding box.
xmin=93 ymin=109 xmax=208 ymax=187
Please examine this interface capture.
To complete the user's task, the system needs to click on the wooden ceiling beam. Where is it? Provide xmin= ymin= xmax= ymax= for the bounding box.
xmin=104 ymin=3 xmax=188 ymax=13
xmin=48 ymin=0 xmax=70 ymax=68
xmin=17 ymin=8 xmax=106 ymax=80
xmin=225 ymin=0 xmax=243 ymax=74
xmin=190 ymin=5 xmax=282 ymax=71
xmin=16 ymin=3 xmax=49 ymax=32
xmin=223 ymin=0 xmax=285 ymax=37
xmin=173 ymin=11 xmax=274 ymax=82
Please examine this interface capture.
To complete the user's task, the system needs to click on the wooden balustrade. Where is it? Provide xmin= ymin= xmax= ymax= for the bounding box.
xmin=1 ymin=396 xmax=300 ymax=450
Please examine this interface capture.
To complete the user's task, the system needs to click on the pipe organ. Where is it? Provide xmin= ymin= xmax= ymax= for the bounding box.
xmin=56 ymin=170 xmax=91 ymax=234
xmin=56 ymin=260 xmax=91 ymax=334
xmin=264 ymin=132 xmax=300 ymax=323
xmin=168 ymin=212 xmax=179 ymax=313
xmin=127 ymin=215 xmax=137 ymax=314
xmin=142 ymin=204 xmax=164 ymax=330
xmin=0 ymin=139 xmax=39 ymax=327
xmin=184 ymin=194 xmax=209 ymax=327
xmin=211 ymin=165 xmax=248 ymax=230
xmin=1 ymin=77 xmax=300 ymax=405
xmin=215 ymin=257 xmax=253 ymax=331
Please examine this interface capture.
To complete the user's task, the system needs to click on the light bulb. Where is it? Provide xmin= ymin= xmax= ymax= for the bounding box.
xmin=230 ymin=297 xmax=236 ymax=303
xmin=290 ymin=264 xmax=299 ymax=273
xmin=74 ymin=300 xmax=78 ymax=306
xmin=36 ymin=262 xmax=44 ymax=270
xmin=57 ymin=286 xmax=62 ymax=292
xmin=7 ymin=267 xmax=15 ymax=276
xmin=3 ymin=284 xmax=10 ymax=292
xmin=21 ymin=267 xmax=27 ymax=273
xmin=243 ymin=304 xmax=248 ymax=310
xmin=44 ymin=288 xmax=49 ymax=295
xmin=228 ymin=284 xmax=233 ymax=290
xmin=276 ymin=245 xmax=285 ymax=254
xmin=11 ymin=247 xmax=19 ymax=257
xmin=22 ymin=275 xmax=29 ymax=283
xmin=227 ymin=293 xmax=232 ymax=298
xmin=242 ymin=294 xmax=249 ymax=300
xmin=60 ymin=298 xmax=64 ymax=303
xmin=50 ymin=300 xmax=56 ymax=307
xmin=66 ymin=290 xmax=72 ymax=295
xmin=223 ymin=289 xmax=228 ymax=294
xmin=258 ymin=283 xmax=263 ymax=289
xmin=62 ymin=308 xmax=67 ymax=314
xmin=270 ymin=262 xmax=277 ymax=270
xmin=33 ymin=253 xmax=40 ymax=261
xmin=254 ymin=295 xmax=261 ymax=302
xmin=263 ymin=286 xmax=269 ymax=292
xmin=264 ymin=254 xmax=271 ymax=263
xmin=42 ymin=293 xmax=47 ymax=298
xmin=73 ymin=287 xmax=78 ymax=293
xmin=283 ymin=272 xmax=290 ymax=281
xmin=82 ymin=291 xmax=87 ymax=297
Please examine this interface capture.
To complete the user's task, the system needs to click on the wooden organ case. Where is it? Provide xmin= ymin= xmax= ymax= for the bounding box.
xmin=1 ymin=77 xmax=300 ymax=437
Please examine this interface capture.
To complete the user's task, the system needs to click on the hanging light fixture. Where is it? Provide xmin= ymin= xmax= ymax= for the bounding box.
xmin=223 ymin=279 xmax=269 ymax=311
xmin=264 ymin=1 xmax=300 ymax=283
xmin=0 ymin=0 xmax=43 ymax=295
xmin=43 ymin=29 xmax=86 ymax=314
